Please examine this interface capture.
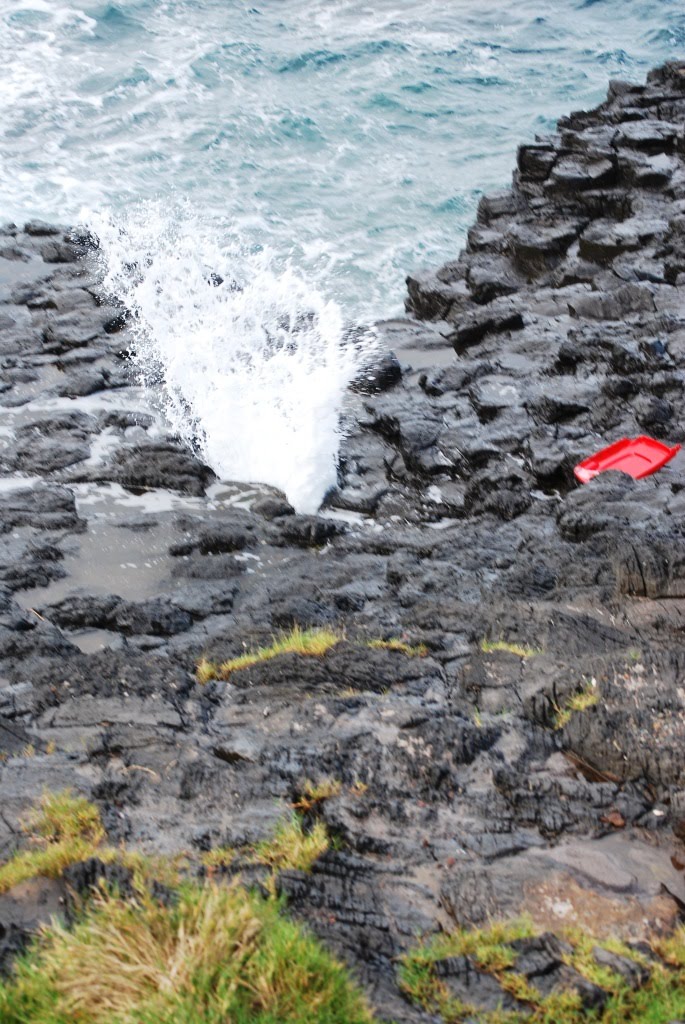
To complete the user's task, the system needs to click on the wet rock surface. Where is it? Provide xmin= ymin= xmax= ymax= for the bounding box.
xmin=2 ymin=62 xmax=685 ymax=1020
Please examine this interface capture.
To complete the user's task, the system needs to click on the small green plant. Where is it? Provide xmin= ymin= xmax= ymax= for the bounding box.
xmin=0 ymin=790 xmax=106 ymax=895
xmin=196 ymin=657 xmax=218 ymax=684
xmin=196 ymin=626 xmax=342 ymax=683
xmin=200 ymin=846 xmax=236 ymax=872
xmin=249 ymin=815 xmax=329 ymax=875
xmin=23 ymin=790 xmax=105 ymax=846
xmin=293 ymin=778 xmax=342 ymax=812
xmin=655 ymin=923 xmax=685 ymax=967
xmin=480 ymin=639 xmax=541 ymax=658
xmin=554 ymin=678 xmax=599 ymax=730
xmin=367 ymin=638 xmax=428 ymax=657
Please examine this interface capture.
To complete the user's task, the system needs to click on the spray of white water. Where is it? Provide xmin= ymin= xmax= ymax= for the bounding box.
xmin=87 ymin=204 xmax=375 ymax=513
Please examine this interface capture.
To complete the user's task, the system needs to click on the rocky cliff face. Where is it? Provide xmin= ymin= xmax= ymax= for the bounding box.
xmin=2 ymin=63 xmax=685 ymax=1022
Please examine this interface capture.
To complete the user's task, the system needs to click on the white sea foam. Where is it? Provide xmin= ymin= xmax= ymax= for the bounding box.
xmin=87 ymin=204 xmax=375 ymax=514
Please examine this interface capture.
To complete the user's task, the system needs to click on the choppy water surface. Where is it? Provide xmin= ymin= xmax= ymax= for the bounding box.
xmin=1 ymin=0 xmax=683 ymax=315
xmin=0 ymin=0 xmax=683 ymax=508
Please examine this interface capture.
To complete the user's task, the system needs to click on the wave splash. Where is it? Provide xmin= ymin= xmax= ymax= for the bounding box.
xmin=88 ymin=204 xmax=375 ymax=513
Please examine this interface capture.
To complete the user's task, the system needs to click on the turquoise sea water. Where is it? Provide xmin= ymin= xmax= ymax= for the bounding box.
xmin=1 ymin=0 xmax=683 ymax=319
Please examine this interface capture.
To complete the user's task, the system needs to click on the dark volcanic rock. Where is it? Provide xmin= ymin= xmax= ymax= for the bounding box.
xmin=276 ymin=514 xmax=346 ymax=547
xmin=0 ymin=486 xmax=85 ymax=533
xmin=66 ymin=440 xmax=216 ymax=495
xmin=108 ymin=442 xmax=215 ymax=495
xmin=0 ymin=921 xmax=30 ymax=977
xmin=351 ymin=352 xmax=403 ymax=394
xmin=6 ymin=437 xmax=91 ymax=474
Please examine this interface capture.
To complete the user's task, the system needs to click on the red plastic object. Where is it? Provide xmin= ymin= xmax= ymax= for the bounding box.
xmin=574 ymin=436 xmax=681 ymax=484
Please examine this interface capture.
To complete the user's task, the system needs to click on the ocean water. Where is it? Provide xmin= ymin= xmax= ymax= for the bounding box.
xmin=1 ymin=0 xmax=683 ymax=508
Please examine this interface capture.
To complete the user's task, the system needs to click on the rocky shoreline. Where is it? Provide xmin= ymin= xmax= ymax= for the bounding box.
xmin=2 ymin=61 xmax=685 ymax=1021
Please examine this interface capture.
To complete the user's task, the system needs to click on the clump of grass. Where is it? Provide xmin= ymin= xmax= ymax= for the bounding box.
xmin=249 ymin=815 xmax=329 ymax=875
xmin=24 ymin=790 xmax=105 ymax=846
xmin=554 ymin=678 xmax=599 ymax=730
xmin=0 ymin=791 xmax=185 ymax=897
xmin=196 ymin=625 xmax=342 ymax=683
xmin=117 ymin=849 xmax=187 ymax=893
xmin=293 ymin=778 xmax=342 ymax=812
xmin=200 ymin=846 xmax=236 ymax=872
xmin=367 ymin=638 xmax=428 ymax=657
xmin=480 ymin=639 xmax=541 ymax=658
xmin=400 ymin=917 xmax=685 ymax=1024
xmin=0 ymin=881 xmax=375 ymax=1024
xmin=0 ymin=790 xmax=106 ymax=895
xmin=654 ymin=923 xmax=685 ymax=968
xmin=196 ymin=657 xmax=218 ymax=685
xmin=0 ymin=841 xmax=100 ymax=896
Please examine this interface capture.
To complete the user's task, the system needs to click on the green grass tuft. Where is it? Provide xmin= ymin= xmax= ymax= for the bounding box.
xmin=0 ymin=840 xmax=101 ymax=896
xmin=196 ymin=658 xmax=218 ymax=685
xmin=293 ymin=778 xmax=343 ymax=812
xmin=480 ymin=639 xmax=541 ymax=659
xmin=196 ymin=626 xmax=342 ymax=683
xmin=249 ymin=815 xmax=330 ymax=875
xmin=0 ymin=790 xmax=106 ymax=895
xmin=554 ymin=678 xmax=600 ymax=730
xmin=23 ymin=790 xmax=105 ymax=846
xmin=200 ymin=846 xmax=236 ymax=872
xmin=197 ymin=629 xmax=432 ymax=685
xmin=366 ymin=638 xmax=428 ymax=657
